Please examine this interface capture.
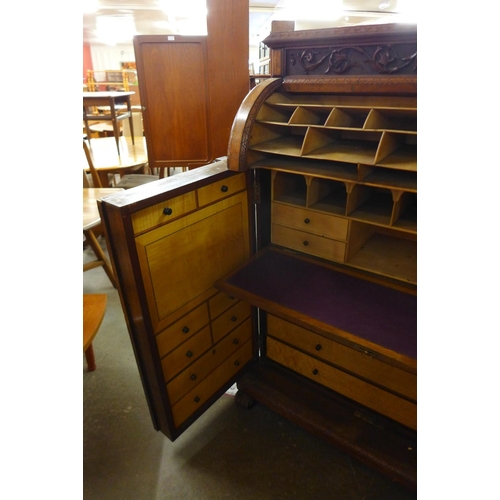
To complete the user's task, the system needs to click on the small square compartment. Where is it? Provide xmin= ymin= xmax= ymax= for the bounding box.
xmin=273 ymin=171 xmax=307 ymax=207
xmin=308 ymin=178 xmax=347 ymax=216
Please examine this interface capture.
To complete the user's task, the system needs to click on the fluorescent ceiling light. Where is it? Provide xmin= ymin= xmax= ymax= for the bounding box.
xmin=96 ymin=15 xmax=137 ymax=46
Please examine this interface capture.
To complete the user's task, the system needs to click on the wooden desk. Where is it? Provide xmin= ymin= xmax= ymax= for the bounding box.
xmin=83 ymin=91 xmax=135 ymax=154
xmin=83 ymin=188 xmax=124 ymax=286
xmin=84 ymin=137 xmax=148 ymax=187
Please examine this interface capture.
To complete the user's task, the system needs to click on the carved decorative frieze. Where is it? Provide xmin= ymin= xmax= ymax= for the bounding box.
xmin=287 ymin=43 xmax=417 ymax=76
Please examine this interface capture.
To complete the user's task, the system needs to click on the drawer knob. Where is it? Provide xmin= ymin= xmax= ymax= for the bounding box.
xmin=312 ymin=369 xmax=319 ymax=375
xmin=221 ymin=185 xmax=229 ymax=193
xmin=194 ymin=396 xmax=200 ymax=403
xmin=182 ymin=326 xmax=190 ymax=334
xmin=303 ymin=240 xmax=309 ymax=246
xmin=315 ymin=344 xmax=322 ymax=351
xmin=163 ymin=207 xmax=173 ymax=216
xmin=186 ymin=350 xmax=193 ymax=358
xmin=234 ymin=360 xmax=240 ymax=367
xmin=233 ymin=338 xmax=239 ymax=345
xmin=190 ymin=373 xmax=197 ymax=381
xmin=231 ymin=316 xmax=237 ymax=322
xmin=304 ymin=218 xmax=310 ymax=224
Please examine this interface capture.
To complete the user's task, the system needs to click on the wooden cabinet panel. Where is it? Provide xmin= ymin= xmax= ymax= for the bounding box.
xmin=133 ymin=0 xmax=249 ymax=173
xmin=135 ymin=38 xmax=211 ymax=167
xmin=136 ymin=191 xmax=250 ymax=330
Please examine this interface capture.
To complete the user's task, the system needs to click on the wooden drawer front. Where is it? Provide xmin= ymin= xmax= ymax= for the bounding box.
xmin=167 ymin=319 xmax=252 ymax=405
xmin=156 ymin=303 xmax=210 ymax=358
xmin=171 ymin=339 xmax=253 ymax=427
xmin=131 ymin=191 xmax=197 ymax=234
xmin=209 ymin=291 xmax=239 ymax=320
xmin=272 ymin=224 xmax=346 ymax=262
xmin=211 ymin=300 xmax=252 ymax=344
xmin=273 ymin=203 xmax=349 ymax=241
xmin=197 ymin=173 xmax=246 ymax=207
xmin=267 ymin=315 xmax=416 ymax=401
xmin=161 ymin=326 xmax=212 ymax=382
xmin=267 ymin=337 xmax=416 ymax=430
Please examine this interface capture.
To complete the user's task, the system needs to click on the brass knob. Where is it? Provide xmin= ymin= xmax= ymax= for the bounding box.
xmin=163 ymin=207 xmax=173 ymax=215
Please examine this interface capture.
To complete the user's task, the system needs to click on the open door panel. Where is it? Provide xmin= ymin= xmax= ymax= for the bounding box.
xmin=99 ymin=161 xmax=259 ymax=441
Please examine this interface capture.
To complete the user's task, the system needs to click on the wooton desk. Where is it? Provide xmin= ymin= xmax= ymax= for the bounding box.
xmin=99 ymin=24 xmax=417 ymax=490
xmin=83 ymin=91 xmax=135 ymax=154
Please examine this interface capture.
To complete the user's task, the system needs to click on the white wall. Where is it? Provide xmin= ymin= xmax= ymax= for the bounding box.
xmin=90 ymin=44 xmax=136 ymax=71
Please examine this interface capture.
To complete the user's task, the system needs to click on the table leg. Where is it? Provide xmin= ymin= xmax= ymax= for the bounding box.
xmin=83 ymin=228 xmax=117 ymax=288
xmin=109 ymin=100 xmax=121 ymax=155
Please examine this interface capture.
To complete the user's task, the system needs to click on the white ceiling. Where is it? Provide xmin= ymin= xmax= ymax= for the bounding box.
xmin=83 ymin=0 xmax=417 ymax=48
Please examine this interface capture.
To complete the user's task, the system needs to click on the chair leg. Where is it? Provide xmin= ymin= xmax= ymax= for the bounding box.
xmin=85 ymin=343 xmax=96 ymax=371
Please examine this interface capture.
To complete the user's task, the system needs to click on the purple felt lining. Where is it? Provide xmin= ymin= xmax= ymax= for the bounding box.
xmin=226 ymin=250 xmax=416 ymax=359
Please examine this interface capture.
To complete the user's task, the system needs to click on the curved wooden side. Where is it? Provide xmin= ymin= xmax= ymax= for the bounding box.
xmin=227 ymin=78 xmax=283 ymax=172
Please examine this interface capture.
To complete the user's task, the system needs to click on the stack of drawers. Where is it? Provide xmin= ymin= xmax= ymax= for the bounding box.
xmin=272 ymin=203 xmax=349 ymax=263
xmin=266 ymin=314 xmax=416 ymax=430
xmin=159 ymin=291 xmax=253 ymax=427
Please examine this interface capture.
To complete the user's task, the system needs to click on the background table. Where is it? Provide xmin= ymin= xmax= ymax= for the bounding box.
xmin=83 ymin=91 xmax=135 ymax=154
xmin=83 ymin=188 xmax=124 ymax=286
xmin=84 ymin=137 xmax=148 ymax=187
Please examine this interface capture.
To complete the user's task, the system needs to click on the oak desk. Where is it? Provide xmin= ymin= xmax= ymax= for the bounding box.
xmin=83 ymin=91 xmax=135 ymax=154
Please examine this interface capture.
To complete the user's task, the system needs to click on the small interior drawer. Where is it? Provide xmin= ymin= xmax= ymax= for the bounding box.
xmin=156 ymin=303 xmax=210 ymax=358
xmin=211 ymin=300 xmax=252 ymax=344
xmin=272 ymin=224 xmax=346 ymax=262
xmin=273 ymin=203 xmax=349 ymax=241
xmin=161 ymin=326 xmax=212 ymax=382
xmin=209 ymin=291 xmax=239 ymax=320
xmin=132 ymin=191 xmax=197 ymax=234
xmin=197 ymin=173 xmax=246 ymax=207
xmin=171 ymin=339 xmax=253 ymax=427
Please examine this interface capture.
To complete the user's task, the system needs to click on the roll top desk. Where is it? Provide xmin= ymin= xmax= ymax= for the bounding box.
xmin=99 ymin=24 xmax=417 ymax=489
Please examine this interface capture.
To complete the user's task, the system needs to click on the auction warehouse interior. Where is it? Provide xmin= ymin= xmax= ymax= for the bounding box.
xmin=82 ymin=1 xmax=419 ymax=498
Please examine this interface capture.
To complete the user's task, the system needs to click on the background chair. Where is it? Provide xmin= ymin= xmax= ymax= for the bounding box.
xmin=83 ymin=294 xmax=107 ymax=372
